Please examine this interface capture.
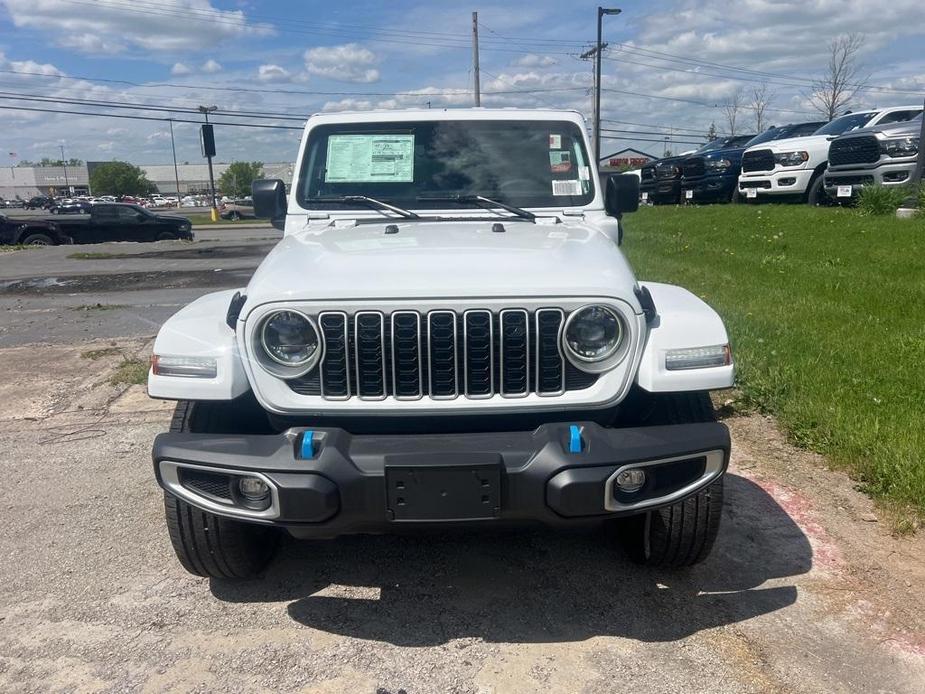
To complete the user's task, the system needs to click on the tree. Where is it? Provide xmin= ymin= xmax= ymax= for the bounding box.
xmin=705 ymin=122 xmax=718 ymax=141
xmin=219 ymin=161 xmax=264 ymax=198
xmin=90 ymin=161 xmax=156 ymax=196
xmin=809 ymin=33 xmax=869 ymax=121
xmin=750 ymin=84 xmax=775 ymax=133
xmin=721 ymin=87 xmax=745 ymax=135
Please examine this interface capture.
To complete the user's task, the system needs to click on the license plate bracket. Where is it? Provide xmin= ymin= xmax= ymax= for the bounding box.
xmin=837 ymin=185 xmax=853 ymax=198
xmin=385 ymin=453 xmax=501 ymax=521
xmin=746 ymin=187 xmax=758 ymax=198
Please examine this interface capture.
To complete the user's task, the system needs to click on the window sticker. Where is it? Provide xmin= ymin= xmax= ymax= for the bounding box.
xmin=548 ymin=134 xmax=562 ymax=149
xmin=549 ymin=150 xmax=572 ymax=172
xmin=552 ymin=179 xmax=583 ymax=196
xmin=325 ymin=134 xmax=415 ymax=182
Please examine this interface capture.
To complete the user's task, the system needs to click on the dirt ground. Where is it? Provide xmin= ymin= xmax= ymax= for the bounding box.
xmin=0 ymin=339 xmax=923 ymax=693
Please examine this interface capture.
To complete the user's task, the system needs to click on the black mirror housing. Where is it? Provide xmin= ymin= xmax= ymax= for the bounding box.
xmin=604 ymin=174 xmax=640 ymax=217
xmin=252 ymin=179 xmax=287 ymax=221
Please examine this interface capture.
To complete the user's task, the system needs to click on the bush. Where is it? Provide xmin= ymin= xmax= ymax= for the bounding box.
xmin=856 ymin=184 xmax=909 ymax=216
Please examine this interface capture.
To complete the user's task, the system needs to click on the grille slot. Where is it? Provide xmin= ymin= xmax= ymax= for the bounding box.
xmin=742 ymin=149 xmax=775 ymax=172
xmin=355 ymin=311 xmax=386 ymax=399
xmin=391 ymin=311 xmax=422 ymax=399
xmin=319 ymin=312 xmax=350 ymax=399
xmin=535 ymin=309 xmax=565 ymax=395
xmin=499 ymin=309 xmax=529 ymax=397
xmin=829 ymin=135 xmax=881 ymax=166
xmin=180 ymin=469 xmax=231 ymax=500
xmin=428 ymin=310 xmax=458 ymax=399
xmin=464 ymin=310 xmax=494 ymax=398
xmin=681 ymin=157 xmax=705 ymax=178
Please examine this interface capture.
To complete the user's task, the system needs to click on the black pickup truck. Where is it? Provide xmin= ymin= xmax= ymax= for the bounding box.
xmin=50 ymin=203 xmax=193 ymax=244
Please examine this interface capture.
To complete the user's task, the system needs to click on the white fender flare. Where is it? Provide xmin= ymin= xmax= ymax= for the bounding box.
xmin=147 ymin=289 xmax=250 ymax=401
xmin=635 ymin=282 xmax=735 ymax=392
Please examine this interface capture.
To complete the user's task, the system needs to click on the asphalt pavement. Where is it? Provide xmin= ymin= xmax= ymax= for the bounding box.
xmin=0 ymin=225 xmax=280 ymax=347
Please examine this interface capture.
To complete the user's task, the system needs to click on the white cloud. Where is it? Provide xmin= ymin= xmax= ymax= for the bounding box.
xmin=170 ymin=62 xmax=191 ymax=76
xmin=512 ymin=54 xmax=558 ymax=68
xmin=305 ymin=43 xmax=380 ymax=83
xmin=257 ymin=64 xmax=291 ymax=82
xmin=321 ymin=98 xmax=375 ymax=112
xmin=201 ymin=59 xmax=223 ymax=74
xmin=3 ymin=0 xmax=273 ymax=53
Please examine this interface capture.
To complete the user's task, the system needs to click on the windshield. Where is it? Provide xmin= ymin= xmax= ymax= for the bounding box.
xmin=297 ymin=119 xmax=595 ymax=211
xmin=742 ymin=122 xmax=828 ymax=146
xmin=696 ymin=135 xmax=754 ymax=153
xmin=813 ymin=112 xmax=876 ymax=136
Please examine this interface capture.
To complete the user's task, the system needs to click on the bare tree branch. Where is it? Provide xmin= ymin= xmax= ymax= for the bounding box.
xmin=750 ymin=84 xmax=775 ymax=132
xmin=808 ymin=33 xmax=870 ymax=121
xmin=721 ymin=87 xmax=745 ymax=135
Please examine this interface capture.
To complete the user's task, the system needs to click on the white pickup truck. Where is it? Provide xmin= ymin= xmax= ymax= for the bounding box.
xmin=147 ymin=108 xmax=735 ymax=579
xmin=737 ymin=105 xmax=923 ymax=204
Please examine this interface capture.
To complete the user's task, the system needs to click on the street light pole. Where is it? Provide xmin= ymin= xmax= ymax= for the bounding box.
xmin=594 ymin=7 xmax=621 ymax=166
xmin=169 ymin=119 xmax=181 ymax=205
xmin=198 ymin=105 xmax=219 ymax=221
xmin=59 ymin=144 xmax=70 ymax=193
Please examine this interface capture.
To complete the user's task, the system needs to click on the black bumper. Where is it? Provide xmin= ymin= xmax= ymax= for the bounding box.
xmin=681 ymin=173 xmax=738 ymax=202
xmin=153 ymin=421 xmax=730 ymax=538
xmin=640 ymin=179 xmax=681 ymax=205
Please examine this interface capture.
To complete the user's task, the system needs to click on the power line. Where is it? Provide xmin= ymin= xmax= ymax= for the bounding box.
xmin=600 ymin=118 xmax=709 ymax=135
xmin=600 ymin=134 xmax=704 ymax=146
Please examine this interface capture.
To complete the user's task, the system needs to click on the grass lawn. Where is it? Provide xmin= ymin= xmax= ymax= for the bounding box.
xmin=624 ymin=204 xmax=925 ymax=523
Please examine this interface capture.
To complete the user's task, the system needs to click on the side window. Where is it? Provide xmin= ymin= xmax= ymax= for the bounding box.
xmin=94 ymin=206 xmax=117 ymax=221
xmin=116 ymin=207 xmax=140 ymax=221
xmin=877 ymin=110 xmax=921 ymax=125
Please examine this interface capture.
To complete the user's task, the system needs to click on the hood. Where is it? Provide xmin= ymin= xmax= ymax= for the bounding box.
xmin=243 ymin=219 xmax=639 ymax=309
xmin=154 ymin=214 xmax=189 ymax=224
xmin=746 ymin=134 xmax=831 ymax=154
xmin=840 ymin=118 xmax=922 ymax=138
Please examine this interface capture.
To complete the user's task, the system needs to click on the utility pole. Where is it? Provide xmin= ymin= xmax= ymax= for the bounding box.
xmin=472 ymin=11 xmax=481 ymax=107
xmin=59 ymin=144 xmax=70 ymax=193
xmin=594 ymin=7 xmax=622 ymax=166
xmin=580 ymin=42 xmax=608 ymax=158
xmin=168 ymin=119 xmax=181 ymax=205
xmin=198 ymin=105 xmax=218 ymax=221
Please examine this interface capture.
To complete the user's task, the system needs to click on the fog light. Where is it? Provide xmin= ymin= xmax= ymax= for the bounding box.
xmin=238 ymin=476 xmax=270 ymax=501
xmin=615 ymin=469 xmax=646 ymax=493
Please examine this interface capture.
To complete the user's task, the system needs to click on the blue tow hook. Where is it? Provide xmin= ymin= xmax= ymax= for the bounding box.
xmin=300 ymin=430 xmax=316 ymax=459
xmin=568 ymin=425 xmax=584 ymax=454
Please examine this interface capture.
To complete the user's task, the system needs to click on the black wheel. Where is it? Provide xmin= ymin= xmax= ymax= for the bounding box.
xmin=22 ymin=232 xmax=54 ymax=246
xmin=806 ymin=174 xmax=833 ymax=206
xmin=162 ymin=401 xmax=279 ymax=579
xmin=229 ymin=211 xmax=241 ymax=221
xmin=610 ymin=392 xmax=725 ymax=568
xmin=730 ymin=188 xmax=741 ymax=204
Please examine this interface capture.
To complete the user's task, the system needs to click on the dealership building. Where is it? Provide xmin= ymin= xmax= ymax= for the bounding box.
xmin=599 ymin=148 xmax=658 ymax=172
xmin=0 ymin=162 xmax=295 ymax=200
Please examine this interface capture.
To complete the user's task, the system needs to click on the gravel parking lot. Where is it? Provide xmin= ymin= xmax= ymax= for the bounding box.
xmin=0 ymin=237 xmax=923 ymax=693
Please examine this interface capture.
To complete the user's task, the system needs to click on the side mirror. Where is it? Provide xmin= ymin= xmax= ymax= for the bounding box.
xmin=252 ymin=179 xmax=287 ymax=222
xmin=605 ymin=174 xmax=640 ymax=217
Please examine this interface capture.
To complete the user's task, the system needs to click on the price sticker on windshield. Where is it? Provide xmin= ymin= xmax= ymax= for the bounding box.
xmin=746 ymin=188 xmax=758 ymax=199
xmin=685 ymin=189 xmax=694 ymax=200
xmin=837 ymin=185 xmax=853 ymax=198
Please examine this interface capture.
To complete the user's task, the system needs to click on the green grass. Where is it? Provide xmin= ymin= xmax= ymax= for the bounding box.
xmin=109 ymin=358 xmax=149 ymax=386
xmin=624 ymin=205 xmax=925 ymax=518
xmin=80 ymin=346 xmax=123 ymax=360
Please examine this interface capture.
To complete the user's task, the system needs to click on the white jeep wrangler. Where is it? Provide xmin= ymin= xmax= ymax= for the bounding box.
xmin=148 ymin=108 xmax=735 ymax=579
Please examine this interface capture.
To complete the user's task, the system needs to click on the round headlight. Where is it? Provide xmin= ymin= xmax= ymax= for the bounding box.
xmin=564 ymin=305 xmax=624 ymax=362
xmin=260 ymin=310 xmax=319 ymax=367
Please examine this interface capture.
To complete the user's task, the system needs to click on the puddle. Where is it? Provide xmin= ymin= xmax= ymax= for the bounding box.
xmin=0 ymin=276 xmax=72 ymax=291
xmin=0 ymin=269 xmax=254 ymax=295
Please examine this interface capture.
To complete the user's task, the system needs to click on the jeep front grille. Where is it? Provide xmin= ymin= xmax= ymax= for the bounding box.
xmin=288 ymin=308 xmax=593 ymax=400
xmin=828 ymin=135 xmax=880 ymax=166
xmin=742 ymin=149 xmax=774 ymax=173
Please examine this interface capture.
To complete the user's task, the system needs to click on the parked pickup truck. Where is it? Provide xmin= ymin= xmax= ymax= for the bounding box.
xmin=640 ymin=137 xmax=752 ymax=205
xmin=738 ymin=106 xmax=922 ymax=205
xmin=51 ymin=203 xmax=193 ymax=244
xmin=0 ymin=213 xmax=69 ymax=246
xmin=823 ymin=115 xmax=923 ymax=202
xmin=147 ymin=107 xmax=736 ymax=579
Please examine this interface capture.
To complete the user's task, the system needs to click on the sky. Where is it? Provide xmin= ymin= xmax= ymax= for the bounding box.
xmin=0 ymin=0 xmax=924 ymax=166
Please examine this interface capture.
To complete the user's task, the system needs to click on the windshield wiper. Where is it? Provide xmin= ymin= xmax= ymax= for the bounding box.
xmin=310 ymin=195 xmax=420 ymax=219
xmin=416 ymin=194 xmax=536 ymax=221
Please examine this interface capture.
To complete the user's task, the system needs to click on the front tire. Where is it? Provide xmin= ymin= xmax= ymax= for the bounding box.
xmin=163 ymin=401 xmax=278 ymax=579
xmin=22 ymin=232 xmax=54 ymax=246
xmin=611 ymin=392 xmax=725 ymax=567
xmin=806 ymin=174 xmax=832 ymax=206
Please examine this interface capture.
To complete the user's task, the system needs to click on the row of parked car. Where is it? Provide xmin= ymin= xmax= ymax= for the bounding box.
xmin=639 ymin=105 xmax=923 ymax=206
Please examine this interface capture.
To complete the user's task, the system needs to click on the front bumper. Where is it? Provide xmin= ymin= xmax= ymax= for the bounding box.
xmin=153 ymin=421 xmax=730 ymax=538
xmin=640 ymin=179 xmax=681 ymax=204
xmin=738 ymin=168 xmax=814 ymax=197
xmin=824 ymin=161 xmax=916 ymax=198
xmin=681 ymin=173 xmax=738 ymax=202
